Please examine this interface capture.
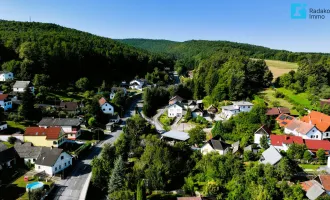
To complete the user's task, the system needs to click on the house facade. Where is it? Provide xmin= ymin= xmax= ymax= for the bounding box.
xmin=38 ymin=118 xmax=81 ymax=140
xmin=24 ymin=127 xmax=66 ymax=147
xmin=220 ymin=101 xmax=253 ymax=119
xmin=129 ymin=79 xmax=145 ymax=90
xmin=99 ymin=97 xmax=114 ymax=115
xmin=35 ymin=147 xmax=72 ymax=176
xmin=0 ymin=94 xmax=12 ymax=111
xmin=0 ymin=71 xmax=14 ymax=81
xmin=0 ymin=122 xmax=7 ymax=131
xmin=201 ymin=137 xmax=231 ymax=155
xmin=254 ymin=125 xmax=271 ymax=144
xmin=284 ymin=119 xmax=322 ymax=140
xmin=301 ymin=111 xmax=330 ymax=140
xmin=168 ymin=103 xmax=183 ymax=118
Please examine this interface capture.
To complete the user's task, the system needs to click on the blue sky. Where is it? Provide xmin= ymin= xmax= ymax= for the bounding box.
xmin=0 ymin=0 xmax=329 ymax=52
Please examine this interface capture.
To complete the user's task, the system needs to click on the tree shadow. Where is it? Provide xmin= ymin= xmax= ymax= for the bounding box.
xmin=0 ymin=184 xmax=26 ymax=200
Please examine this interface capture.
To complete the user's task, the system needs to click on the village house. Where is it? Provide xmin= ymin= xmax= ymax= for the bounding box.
xmin=59 ymin=101 xmax=79 ymax=114
xmin=191 ymin=106 xmax=203 ymax=118
xmin=13 ymin=81 xmax=35 ymax=93
xmin=99 ymin=97 xmax=114 ymax=115
xmin=110 ymin=87 xmax=127 ymax=100
xmin=38 ymin=118 xmax=81 ymax=140
xmin=200 ymin=136 xmax=231 ymax=156
xmin=0 ymin=71 xmax=14 ymax=82
xmin=168 ymin=102 xmax=184 ymax=118
xmin=129 ymin=79 xmax=145 ymax=90
xmin=220 ymin=101 xmax=253 ymax=120
xmin=284 ymin=119 xmax=322 ymax=140
xmin=276 ymin=114 xmax=295 ymax=127
xmin=0 ymin=94 xmax=12 ymax=111
xmin=254 ymin=125 xmax=271 ymax=144
xmin=301 ymin=111 xmax=330 ymax=140
xmin=169 ymin=95 xmax=185 ymax=105
xmin=161 ymin=130 xmax=190 ymax=145
xmin=301 ymin=180 xmax=325 ymax=200
xmin=207 ymin=105 xmax=218 ymax=115
xmin=14 ymin=142 xmax=42 ymax=165
xmin=34 ymin=147 xmax=72 ymax=176
xmin=24 ymin=127 xmax=66 ymax=147
xmin=259 ymin=145 xmax=283 ymax=165
xmin=266 ymin=107 xmax=290 ymax=117
xmin=0 ymin=143 xmax=17 ymax=170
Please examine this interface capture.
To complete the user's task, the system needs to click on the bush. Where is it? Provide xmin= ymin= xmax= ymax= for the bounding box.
xmin=274 ymin=91 xmax=285 ymax=98
xmin=7 ymin=136 xmax=17 ymax=144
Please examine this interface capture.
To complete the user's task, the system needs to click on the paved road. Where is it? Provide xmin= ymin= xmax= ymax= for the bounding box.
xmin=48 ymin=97 xmax=140 ymax=200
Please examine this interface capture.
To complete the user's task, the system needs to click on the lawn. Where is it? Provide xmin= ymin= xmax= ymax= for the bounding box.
xmin=48 ymin=91 xmax=85 ymax=101
xmin=6 ymin=121 xmax=27 ymax=130
xmin=258 ymin=88 xmax=299 ymax=115
xmin=277 ymin=88 xmax=312 ymax=109
xmin=265 ymin=60 xmax=298 ymax=79
xmin=2 ymin=141 xmax=14 ymax=148
xmin=159 ymin=112 xmax=174 ymax=131
xmin=299 ymin=164 xmax=325 ymax=171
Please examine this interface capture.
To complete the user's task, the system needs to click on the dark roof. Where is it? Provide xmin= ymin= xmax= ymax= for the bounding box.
xmin=187 ymin=100 xmax=197 ymax=106
xmin=38 ymin=118 xmax=81 ymax=126
xmin=191 ymin=106 xmax=203 ymax=113
xmin=207 ymin=105 xmax=218 ymax=113
xmin=0 ymin=142 xmax=8 ymax=152
xmin=35 ymin=147 xmax=65 ymax=167
xmin=169 ymin=95 xmax=184 ymax=103
xmin=60 ymin=102 xmax=78 ymax=111
xmin=266 ymin=107 xmax=290 ymax=116
xmin=278 ymin=107 xmax=290 ymax=114
xmin=0 ymin=147 xmax=16 ymax=164
xmin=14 ymin=143 xmax=42 ymax=159
xmin=208 ymin=139 xmax=231 ymax=150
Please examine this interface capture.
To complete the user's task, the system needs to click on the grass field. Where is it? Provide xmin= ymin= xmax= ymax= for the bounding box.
xmin=264 ymin=60 xmax=298 ymax=79
xmin=299 ymin=164 xmax=325 ymax=171
xmin=277 ymin=88 xmax=312 ymax=109
xmin=48 ymin=91 xmax=85 ymax=101
xmin=6 ymin=121 xmax=27 ymax=130
xmin=258 ymin=88 xmax=299 ymax=115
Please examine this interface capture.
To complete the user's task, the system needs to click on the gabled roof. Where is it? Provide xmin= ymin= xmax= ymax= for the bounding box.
xmin=38 ymin=118 xmax=81 ymax=127
xmin=260 ymin=146 xmax=282 ymax=165
xmin=319 ymin=175 xmax=330 ymax=191
xmin=205 ymin=138 xmax=231 ymax=151
xmin=207 ymin=105 xmax=218 ymax=113
xmin=276 ymin=114 xmax=294 ymax=127
xmin=161 ymin=131 xmax=190 ymax=141
xmin=285 ymin=119 xmax=315 ymax=135
xmin=266 ymin=108 xmax=280 ymax=116
xmin=232 ymin=101 xmax=253 ymax=106
xmin=24 ymin=127 xmax=62 ymax=140
xmin=221 ymin=105 xmax=238 ymax=111
xmin=13 ymin=81 xmax=31 ymax=88
xmin=0 ymin=71 xmax=12 ymax=74
xmin=304 ymin=139 xmax=330 ymax=151
xmin=35 ymin=147 xmax=68 ymax=167
xmin=191 ymin=106 xmax=203 ymax=113
xmin=168 ymin=102 xmax=184 ymax=109
xmin=99 ymin=97 xmax=107 ymax=106
xmin=0 ymin=142 xmax=8 ymax=152
xmin=60 ymin=102 xmax=78 ymax=111
xmin=270 ymin=135 xmax=304 ymax=146
xmin=301 ymin=111 xmax=330 ymax=132
xmin=301 ymin=180 xmax=319 ymax=192
xmin=0 ymin=94 xmax=9 ymax=101
xmin=255 ymin=125 xmax=272 ymax=135
xmin=14 ymin=143 xmax=42 ymax=159
xmin=169 ymin=95 xmax=184 ymax=103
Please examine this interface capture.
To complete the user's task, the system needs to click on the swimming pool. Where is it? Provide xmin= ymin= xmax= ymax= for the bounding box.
xmin=26 ymin=182 xmax=44 ymax=191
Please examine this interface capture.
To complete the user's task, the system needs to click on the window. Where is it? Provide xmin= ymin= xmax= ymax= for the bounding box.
xmin=38 ymin=166 xmax=41 ymax=169
xmin=53 ymin=141 xmax=58 ymax=145
xmin=61 ymin=156 xmax=64 ymax=160
xmin=33 ymin=159 xmax=36 ymax=162
xmin=327 ymin=133 xmax=329 ymax=137
xmin=55 ymin=167 xmax=57 ymax=171
xmin=313 ymin=130 xmax=315 ymax=132
xmin=68 ymin=161 xmax=70 ymax=165
xmin=59 ymin=165 xmax=61 ymax=169
xmin=316 ymin=135 xmax=318 ymax=138
xmin=65 ymin=163 xmax=66 ymax=166
xmin=248 ymin=106 xmax=250 ymax=108
xmin=103 ymin=108 xmax=105 ymax=111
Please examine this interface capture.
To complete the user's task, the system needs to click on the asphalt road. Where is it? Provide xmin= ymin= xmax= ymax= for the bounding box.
xmin=48 ymin=97 xmax=140 ymax=200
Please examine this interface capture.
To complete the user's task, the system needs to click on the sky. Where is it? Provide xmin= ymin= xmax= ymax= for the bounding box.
xmin=0 ymin=0 xmax=329 ymax=53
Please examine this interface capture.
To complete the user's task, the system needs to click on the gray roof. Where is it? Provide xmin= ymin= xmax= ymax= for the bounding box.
xmin=162 ymin=131 xmax=190 ymax=141
xmin=0 ymin=142 xmax=8 ymax=152
xmin=221 ymin=105 xmax=238 ymax=111
xmin=38 ymin=118 xmax=81 ymax=126
xmin=14 ymin=143 xmax=42 ymax=159
xmin=306 ymin=182 xmax=324 ymax=200
xmin=13 ymin=81 xmax=31 ymax=88
xmin=35 ymin=147 xmax=68 ymax=167
xmin=232 ymin=141 xmax=240 ymax=153
xmin=260 ymin=146 xmax=282 ymax=165
xmin=232 ymin=101 xmax=254 ymax=106
xmin=0 ymin=147 xmax=16 ymax=164
xmin=244 ymin=145 xmax=253 ymax=152
xmin=209 ymin=139 xmax=231 ymax=150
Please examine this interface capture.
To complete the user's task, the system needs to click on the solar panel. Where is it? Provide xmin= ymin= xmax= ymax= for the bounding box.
xmin=279 ymin=115 xmax=285 ymax=120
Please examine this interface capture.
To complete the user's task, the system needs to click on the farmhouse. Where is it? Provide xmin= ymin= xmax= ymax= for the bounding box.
xmin=284 ymin=119 xmax=322 ymax=140
xmin=0 ymin=71 xmax=14 ymax=81
xmin=35 ymin=147 xmax=72 ymax=176
xmin=24 ymin=127 xmax=66 ymax=147
xmin=99 ymin=97 xmax=114 ymax=115
xmin=220 ymin=101 xmax=253 ymax=119
xmin=38 ymin=118 xmax=81 ymax=140
xmin=0 ymin=94 xmax=12 ymax=111
xmin=168 ymin=102 xmax=183 ymax=118
xmin=13 ymin=81 xmax=35 ymax=93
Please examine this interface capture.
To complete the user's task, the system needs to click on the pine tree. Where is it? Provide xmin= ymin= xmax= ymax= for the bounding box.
xmin=19 ymin=86 xmax=35 ymax=120
xmin=108 ymin=156 xmax=125 ymax=196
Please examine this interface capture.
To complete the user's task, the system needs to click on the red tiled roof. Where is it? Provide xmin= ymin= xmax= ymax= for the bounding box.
xmin=320 ymin=175 xmax=330 ymax=191
xmin=99 ymin=97 xmax=107 ymax=106
xmin=24 ymin=127 xmax=62 ymax=140
xmin=0 ymin=94 xmax=9 ymax=101
xmin=301 ymin=111 xmax=330 ymax=132
xmin=276 ymin=114 xmax=295 ymax=127
xmin=304 ymin=139 xmax=330 ymax=151
xmin=270 ymin=135 xmax=304 ymax=146
xmin=301 ymin=180 xmax=318 ymax=191
xmin=285 ymin=119 xmax=314 ymax=135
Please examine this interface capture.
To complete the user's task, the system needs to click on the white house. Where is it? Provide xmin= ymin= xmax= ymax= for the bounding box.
xmin=284 ymin=119 xmax=322 ymax=140
xmin=0 ymin=71 xmax=14 ymax=82
xmin=110 ymin=87 xmax=127 ymax=100
xmin=220 ymin=101 xmax=253 ymax=119
xmin=129 ymin=79 xmax=145 ymax=90
xmin=99 ymin=97 xmax=114 ymax=115
xmin=35 ymin=147 xmax=72 ymax=176
xmin=201 ymin=136 xmax=231 ymax=155
xmin=254 ymin=125 xmax=271 ymax=144
xmin=13 ymin=81 xmax=35 ymax=93
xmin=0 ymin=94 xmax=12 ymax=111
xmin=168 ymin=103 xmax=183 ymax=118
xmin=301 ymin=111 xmax=330 ymax=140
xmin=38 ymin=118 xmax=81 ymax=140
xmin=0 ymin=122 xmax=7 ymax=131
xmin=14 ymin=143 xmax=42 ymax=165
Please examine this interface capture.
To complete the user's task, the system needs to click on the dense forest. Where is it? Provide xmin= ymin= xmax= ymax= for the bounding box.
xmin=0 ymin=20 xmax=173 ymax=87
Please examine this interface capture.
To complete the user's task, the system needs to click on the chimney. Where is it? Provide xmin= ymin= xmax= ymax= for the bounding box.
xmin=309 ymin=116 xmax=312 ymax=124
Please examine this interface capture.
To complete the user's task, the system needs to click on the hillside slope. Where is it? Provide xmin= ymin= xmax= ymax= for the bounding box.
xmin=0 ymin=20 xmax=173 ymax=86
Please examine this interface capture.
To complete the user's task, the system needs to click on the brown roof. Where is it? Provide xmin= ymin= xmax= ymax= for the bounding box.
xmin=301 ymin=111 xmax=330 ymax=132
xmin=99 ymin=97 xmax=107 ymax=106
xmin=0 ymin=94 xmax=9 ymax=101
xmin=207 ymin=105 xmax=218 ymax=114
xmin=285 ymin=119 xmax=315 ymax=135
xmin=266 ymin=108 xmax=280 ymax=116
xmin=320 ymin=175 xmax=330 ymax=191
xmin=169 ymin=95 xmax=184 ymax=104
xmin=24 ymin=127 xmax=62 ymax=140
xmin=278 ymin=107 xmax=290 ymax=114
xmin=60 ymin=102 xmax=78 ymax=111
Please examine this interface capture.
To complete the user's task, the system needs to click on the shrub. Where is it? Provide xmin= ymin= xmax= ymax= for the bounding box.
xmin=274 ymin=91 xmax=284 ymax=98
xmin=7 ymin=136 xmax=17 ymax=144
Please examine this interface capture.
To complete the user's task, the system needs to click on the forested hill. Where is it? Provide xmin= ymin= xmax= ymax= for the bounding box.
xmin=117 ymin=38 xmax=330 ymax=63
xmin=0 ymin=20 xmax=173 ymax=87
